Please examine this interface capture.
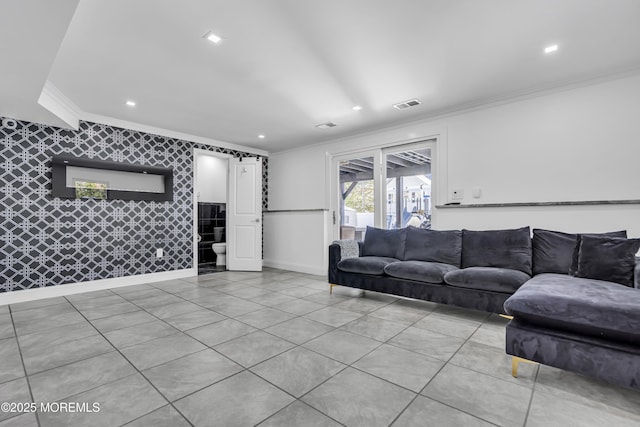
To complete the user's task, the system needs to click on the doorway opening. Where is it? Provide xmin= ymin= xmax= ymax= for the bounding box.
xmin=197 ymin=202 xmax=226 ymax=274
xmin=193 ymin=150 xmax=231 ymax=275
xmin=193 ymin=150 xmax=264 ymax=274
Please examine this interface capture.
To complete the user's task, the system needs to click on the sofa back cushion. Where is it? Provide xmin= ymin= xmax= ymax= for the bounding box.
xmin=569 ymin=231 xmax=627 ymax=275
xmin=532 ymin=229 xmax=627 ymax=275
xmin=462 ymin=227 xmax=532 ymax=275
xmin=532 ymin=229 xmax=577 ymax=275
xmin=403 ymin=227 xmax=462 ymax=266
xmin=361 ymin=226 xmax=406 ymax=259
xmin=574 ymin=235 xmax=640 ymax=287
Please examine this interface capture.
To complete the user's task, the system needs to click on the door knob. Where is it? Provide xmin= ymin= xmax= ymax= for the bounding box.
xmin=254 ymin=218 xmax=260 ymax=223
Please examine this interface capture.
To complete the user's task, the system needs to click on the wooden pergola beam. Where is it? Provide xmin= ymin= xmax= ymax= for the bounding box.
xmin=342 ymin=181 xmax=358 ymax=199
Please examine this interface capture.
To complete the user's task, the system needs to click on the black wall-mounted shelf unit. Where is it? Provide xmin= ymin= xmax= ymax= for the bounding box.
xmin=51 ymin=155 xmax=173 ymax=201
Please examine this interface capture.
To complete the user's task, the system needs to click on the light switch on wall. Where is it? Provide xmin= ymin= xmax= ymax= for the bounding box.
xmin=451 ymin=189 xmax=464 ymax=200
xmin=156 ymin=248 xmax=163 ymax=258
xmin=472 ymin=187 xmax=482 ymax=198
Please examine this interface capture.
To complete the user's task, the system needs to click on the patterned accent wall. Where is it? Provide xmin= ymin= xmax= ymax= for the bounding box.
xmin=0 ymin=119 xmax=268 ymax=292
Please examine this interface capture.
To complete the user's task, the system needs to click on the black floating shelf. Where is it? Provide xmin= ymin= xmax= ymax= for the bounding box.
xmin=51 ymin=154 xmax=173 ymax=202
xmin=435 ymin=199 xmax=640 ymax=209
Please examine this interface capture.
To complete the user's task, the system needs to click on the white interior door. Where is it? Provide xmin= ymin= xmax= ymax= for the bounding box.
xmin=228 ymin=157 xmax=262 ymax=271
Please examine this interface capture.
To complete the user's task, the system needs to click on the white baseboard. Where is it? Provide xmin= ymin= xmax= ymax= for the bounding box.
xmin=0 ymin=268 xmax=197 ymax=305
xmin=263 ymin=259 xmax=325 ymax=276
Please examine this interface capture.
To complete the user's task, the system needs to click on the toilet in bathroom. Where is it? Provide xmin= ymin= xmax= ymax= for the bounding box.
xmin=212 ymin=243 xmax=226 ymax=266
xmin=213 ymin=227 xmax=224 ymax=243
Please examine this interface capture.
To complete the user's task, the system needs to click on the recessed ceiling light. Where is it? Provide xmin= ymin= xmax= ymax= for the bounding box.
xmin=544 ymin=44 xmax=558 ymax=54
xmin=203 ymin=31 xmax=223 ymax=44
xmin=352 ymin=105 xmax=363 ymax=111
xmin=125 ymin=100 xmax=136 ymax=107
xmin=258 ymin=134 xmax=265 ymax=139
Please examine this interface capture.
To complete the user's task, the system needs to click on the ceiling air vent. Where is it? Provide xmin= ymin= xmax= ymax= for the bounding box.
xmin=315 ymin=122 xmax=337 ymax=129
xmin=393 ymin=99 xmax=421 ymax=110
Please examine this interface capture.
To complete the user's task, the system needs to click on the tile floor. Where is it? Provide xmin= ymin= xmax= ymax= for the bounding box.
xmin=1 ymin=268 xmax=640 ymax=426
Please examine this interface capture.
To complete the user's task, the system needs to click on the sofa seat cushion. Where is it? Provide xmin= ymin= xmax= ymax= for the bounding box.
xmin=337 ymin=256 xmax=399 ymax=276
xmin=384 ymin=261 xmax=458 ymax=284
xmin=444 ymin=267 xmax=531 ymax=293
xmin=504 ymin=273 xmax=640 ymax=345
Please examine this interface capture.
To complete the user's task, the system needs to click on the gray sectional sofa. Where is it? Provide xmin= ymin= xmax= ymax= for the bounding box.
xmin=328 ymin=226 xmax=640 ymax=390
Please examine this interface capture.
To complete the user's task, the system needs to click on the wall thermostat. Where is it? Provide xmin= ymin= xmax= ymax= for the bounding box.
xmin=2 ymin=118 xmax=18 ymax=130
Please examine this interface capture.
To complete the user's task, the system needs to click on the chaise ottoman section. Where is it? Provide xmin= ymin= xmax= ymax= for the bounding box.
xmin=504 ymin=273 xmax=640 ymax=345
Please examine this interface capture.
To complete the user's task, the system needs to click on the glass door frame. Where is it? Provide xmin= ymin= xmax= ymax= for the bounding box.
xmin=330 ymin=149 xmax=382 ymax=242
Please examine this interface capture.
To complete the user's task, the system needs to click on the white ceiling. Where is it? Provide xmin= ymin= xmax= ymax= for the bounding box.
xmin=5 ymin=0 xmax=640 ymax=152
xmin=0 ymin=0 xmax=79 ymax=128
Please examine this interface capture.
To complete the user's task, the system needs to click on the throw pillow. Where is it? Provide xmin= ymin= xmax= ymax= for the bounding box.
xmin=575 ymin=235 xmax=640 ymax=287
xmin=532 ymin=229 xmax=627 ymax=275
xmin=569 ymin=230 xmax=627 ymax=275
xmin=461 ymin=227 xmax=532 ymax=275
xmin=403 ymin=227 xmax=462 ymax=266
xmin=361 ymin=226 xmax=406 ymax=259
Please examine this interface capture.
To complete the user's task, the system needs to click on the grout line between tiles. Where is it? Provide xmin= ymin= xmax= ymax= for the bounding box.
xmin=8 ymin=306 xmax=42 ymax=427
xmin=522 ymin=361 xmax=542 ymax=427
xmin=253 ymin=400 xmax=347 ymax=427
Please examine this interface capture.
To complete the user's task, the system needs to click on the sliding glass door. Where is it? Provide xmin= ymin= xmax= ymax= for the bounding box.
xmin=383 ymin=146 xmax=432 ymax=230
xmin=331 ymin=141 xmax=434 ymax=240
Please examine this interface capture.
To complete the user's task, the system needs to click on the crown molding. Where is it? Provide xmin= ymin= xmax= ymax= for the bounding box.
xmin=37 ymin=81 xmax=81 ymax=130
xmin=80 ymin=111 xmax=268 ymax=157
xmin=38 ymin=81 xmax=269 ymax=157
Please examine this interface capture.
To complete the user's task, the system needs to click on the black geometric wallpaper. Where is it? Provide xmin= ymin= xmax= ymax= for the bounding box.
xmin=0 ymin=119 xmax=268 ymax=292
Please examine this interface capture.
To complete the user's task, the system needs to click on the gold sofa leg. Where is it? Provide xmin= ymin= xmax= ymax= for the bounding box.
xmin=329 ymin=284 xmax=336 ymax=294
xmin=502 ymin=315 xmax=537 ymax=377
xmin=512 ymin=356 xmax=520 ymax=377
xmin=511 ymin=356 xmax=537 ymax=377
